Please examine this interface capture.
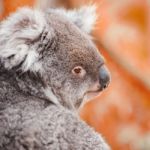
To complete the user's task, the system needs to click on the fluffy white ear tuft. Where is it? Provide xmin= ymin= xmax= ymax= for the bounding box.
xmin=0 ymin=7 xmax=46 ymax=73
xmin=55 ymin=5 xmax=97 ymax=34
xmin=68 ymin=5 xmax=97 ymax=33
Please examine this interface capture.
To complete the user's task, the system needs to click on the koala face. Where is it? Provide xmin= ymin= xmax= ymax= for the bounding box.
xmin=42 ymin=14 xmax=110 ymax=108
xmin=0 ymin=6 xmax=110 ymax=109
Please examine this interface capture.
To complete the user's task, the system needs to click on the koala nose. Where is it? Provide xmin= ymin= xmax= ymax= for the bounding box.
xmin=99 ymin=65 xmax=111 ymax=90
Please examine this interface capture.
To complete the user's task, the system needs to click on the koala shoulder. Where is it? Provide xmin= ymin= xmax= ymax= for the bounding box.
xmin=2 ymin=104 xmax=110 ymax=150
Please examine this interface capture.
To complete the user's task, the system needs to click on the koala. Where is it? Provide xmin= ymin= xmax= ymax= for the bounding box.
xmin=0 ymin=6 xmax=111 ymax=150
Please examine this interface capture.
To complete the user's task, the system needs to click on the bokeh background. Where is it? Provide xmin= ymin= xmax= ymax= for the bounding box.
xmin=0 ymin=0 xmax=149 ymax=150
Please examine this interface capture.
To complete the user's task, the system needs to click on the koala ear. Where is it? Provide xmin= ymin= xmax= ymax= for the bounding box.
xmin=55 ymin=5 xmax=97 ymax=34
xmin=0 ymin=7 xmax=47 ymax=73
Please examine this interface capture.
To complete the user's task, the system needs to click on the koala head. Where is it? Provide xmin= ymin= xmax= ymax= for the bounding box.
xmin=0 ymin=6 xmax=110 ymax=109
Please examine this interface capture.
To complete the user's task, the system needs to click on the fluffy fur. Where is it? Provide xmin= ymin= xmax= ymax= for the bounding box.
xmin=52 ymin=5 xmax=97 ymax=34
xmin=0 ymin=6 xmax=111 ymax=150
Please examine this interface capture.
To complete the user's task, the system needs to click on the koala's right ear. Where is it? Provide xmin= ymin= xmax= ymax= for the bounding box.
xmin=0 ymin=7 xmax=51 ymax=73
xmin=53 ymin=5 xmax=97 ymax=34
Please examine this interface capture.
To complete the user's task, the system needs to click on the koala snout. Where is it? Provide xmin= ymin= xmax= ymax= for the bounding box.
xmin=99 ymin=65 xmax=111 ymax=90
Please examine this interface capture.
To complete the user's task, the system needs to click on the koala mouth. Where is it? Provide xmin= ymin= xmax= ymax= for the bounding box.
xmin=82 ymin=90 xmax=101 ymax=105
xmin=82 ymin=81 xmax=108 ymax=105
xmin=80 ymin=79 xmax=110 ymax=107
xmin=86 ymin=90 xmax=101 ymax=98
xmin=83 ymin=81 xmax=104 ymax=100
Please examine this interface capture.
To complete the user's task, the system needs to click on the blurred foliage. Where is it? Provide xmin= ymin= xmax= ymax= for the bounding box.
xmin=0 ymin=0 xmax=150 ymax=150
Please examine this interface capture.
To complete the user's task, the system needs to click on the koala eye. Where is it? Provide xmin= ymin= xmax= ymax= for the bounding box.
xmin=72 ymin=66 xmax=86 ymax=77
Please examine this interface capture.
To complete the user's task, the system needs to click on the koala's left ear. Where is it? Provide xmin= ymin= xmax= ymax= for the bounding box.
xmin=56 ymin=5 xmax=97 ymax=34
xmin=0 ymin=7 xmax=51 ymax=73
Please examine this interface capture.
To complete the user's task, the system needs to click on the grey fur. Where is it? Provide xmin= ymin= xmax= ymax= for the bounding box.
xmin=0 ymin=7 xmax=111 ymax=150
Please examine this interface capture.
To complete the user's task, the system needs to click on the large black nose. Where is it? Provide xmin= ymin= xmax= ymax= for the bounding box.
xmin=99 ymin=65 xmax=111 ymax=90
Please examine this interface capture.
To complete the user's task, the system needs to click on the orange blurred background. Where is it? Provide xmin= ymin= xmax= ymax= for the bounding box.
xmin=0 ymin=0 xmax=150 ymax=150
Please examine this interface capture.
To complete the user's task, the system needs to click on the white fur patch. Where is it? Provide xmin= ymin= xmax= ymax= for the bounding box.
xmin=1 ymin=44 xmax=29 ymax=69
xmin=21 ymin=50 xmax=40 ymax=72
xmin=44 ymin=87 xmax=60 ymax=105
